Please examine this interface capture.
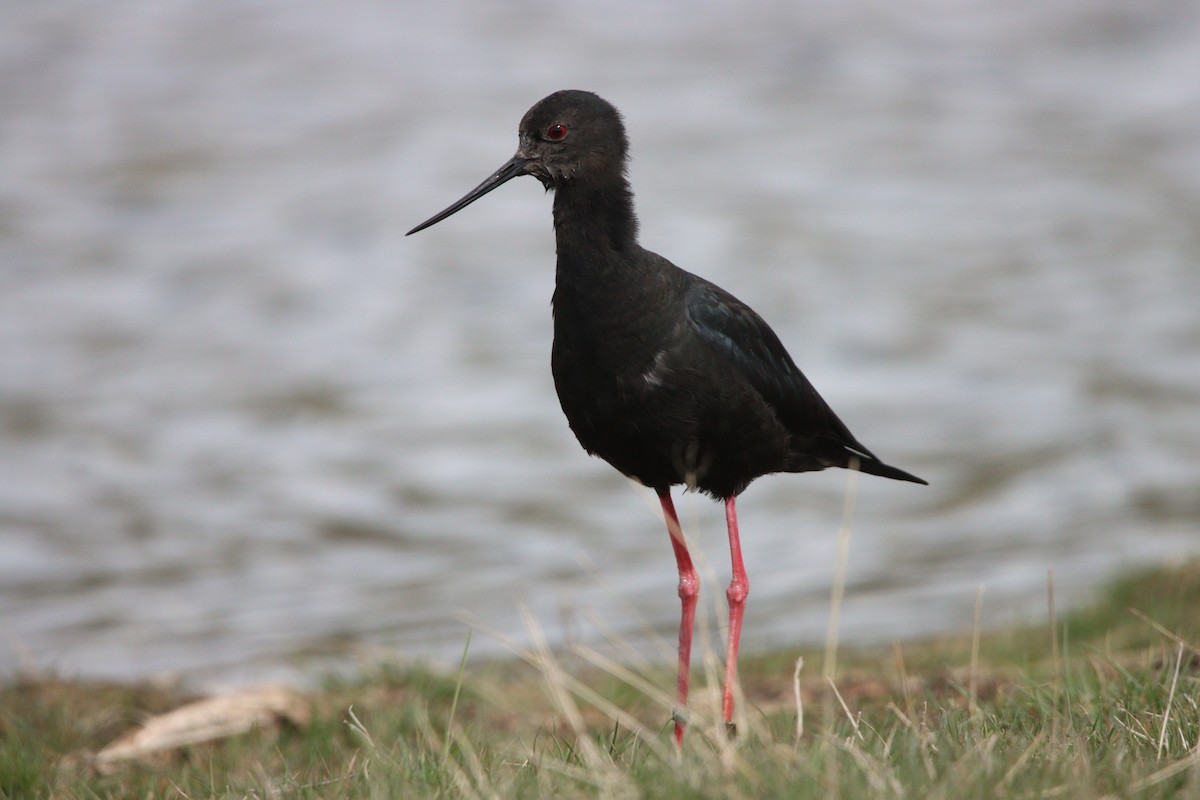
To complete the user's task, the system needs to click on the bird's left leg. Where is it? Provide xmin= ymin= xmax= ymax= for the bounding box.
xmin=721 ymin=495 xmax=749 ymax=735
xmin=658 ymin=490 xmax=698 ymax=747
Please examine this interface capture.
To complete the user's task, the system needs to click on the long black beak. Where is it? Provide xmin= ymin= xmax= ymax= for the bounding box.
xmin=406 ymin=154 xmax=530 ymax=235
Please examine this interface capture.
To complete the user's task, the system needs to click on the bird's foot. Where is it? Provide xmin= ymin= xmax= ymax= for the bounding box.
xmin=669 ymin=707 xmax=689 ymax=746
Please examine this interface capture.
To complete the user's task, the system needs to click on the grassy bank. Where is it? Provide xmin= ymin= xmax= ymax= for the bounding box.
xmin=3 ymin=561 xmax=1199 ymax=798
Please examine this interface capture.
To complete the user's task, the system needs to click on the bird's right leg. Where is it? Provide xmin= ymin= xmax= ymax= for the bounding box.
xmin=658 ymin=489 xmax=698 ymax=747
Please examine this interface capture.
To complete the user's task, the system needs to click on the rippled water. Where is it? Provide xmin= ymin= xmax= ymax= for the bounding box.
xmin=2 ymin=0 xmax=1198 ymax=687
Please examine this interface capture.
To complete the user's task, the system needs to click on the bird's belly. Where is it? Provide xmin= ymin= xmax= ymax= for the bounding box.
xmin=553 ymin=369 xmax=791 ymax=497
xmin=555 ymin=381 xmax=683 ymax=490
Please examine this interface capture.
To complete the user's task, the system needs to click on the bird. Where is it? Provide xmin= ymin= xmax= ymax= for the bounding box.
xmin=407 ymin=89 xmax=926 ymax=746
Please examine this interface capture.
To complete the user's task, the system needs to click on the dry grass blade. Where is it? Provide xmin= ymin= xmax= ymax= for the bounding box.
xmin=1130 ymin=607 xmax=1200 ymax=655
xmin=93 ymin=686 xmax=309 ymax=769
xmin=892 ymin=640 xmax=916 ymax=725
xmin=561 ymin=647 xmax=677 ymax=759
xmin=823 ymin=460 xmax=859 ymax=682
xmin=569 ymin=642 xmax=675 ymax=712
xmin=1157 ymin=642 xmax=1185 ymax=761
xmin=827 ymin=677 xmax=864 ymax=743
xmin=460 ymin=608 xmax=673 ymax=761
xmin=793 ymin=656 xmax=805 ymax=740
xmin=996 ymin=729 xmax=1047 ymax=795
xmin=1047 ymin=568 xmax=1061 ymax=743
xmin=969 ymin=583 xmax=985 ymax=717
xmin=1118 ymin=744 xmax=1200 ymax=796
xmin=519 ymin=605 xmax=591 ymax=743
xmin=838 ymin=737 xmax=903 ymax=795
xmin=518 ymin=604 xmax=645 ymax=799
xmin=444 ymin=629 xmax=473 ymax=762
xmin=416 ymin=710 xmax=491 ymax=800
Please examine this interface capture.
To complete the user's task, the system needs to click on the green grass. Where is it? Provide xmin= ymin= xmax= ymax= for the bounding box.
xmin=2 ymin=560 xmax=1199 ymax=798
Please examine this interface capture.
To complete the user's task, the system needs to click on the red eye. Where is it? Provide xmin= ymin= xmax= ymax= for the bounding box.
xmin=545 ymin=124 xmax=568 ymax=141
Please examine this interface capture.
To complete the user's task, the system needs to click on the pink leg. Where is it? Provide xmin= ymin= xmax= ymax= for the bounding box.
xmin=721 ymin=495 xmax=749 ymax=732
xmin=658 ymin=490 xmax=698 ymax=747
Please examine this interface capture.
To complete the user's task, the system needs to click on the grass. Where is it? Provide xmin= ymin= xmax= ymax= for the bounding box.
xmin=2 ymin=560 xmax=1199 ymax=798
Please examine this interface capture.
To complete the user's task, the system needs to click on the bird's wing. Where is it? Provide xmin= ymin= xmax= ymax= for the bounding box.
xmin=684 ymin=281 xmax=880 ymax=460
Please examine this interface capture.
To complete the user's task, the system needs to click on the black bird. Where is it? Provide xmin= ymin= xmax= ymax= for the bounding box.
xmin=408 ymin=90 xmax=926 ymax=746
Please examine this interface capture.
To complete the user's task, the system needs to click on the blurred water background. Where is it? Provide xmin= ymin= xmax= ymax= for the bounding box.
xmin=2 ymin=0 xmax=1198 ymax=687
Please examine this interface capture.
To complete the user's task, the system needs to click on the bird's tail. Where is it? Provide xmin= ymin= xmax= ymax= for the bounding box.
xmin=809 ymin=416 xmax=928 ymax=485
xmin=852 ymin=453 xmax=927 ymax=485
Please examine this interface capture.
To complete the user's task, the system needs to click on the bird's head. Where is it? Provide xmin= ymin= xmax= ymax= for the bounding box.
xmin=407 ymin=90 xmax=627 ymax=235
xmin=516 ymin=89 xmax=628 ymax=189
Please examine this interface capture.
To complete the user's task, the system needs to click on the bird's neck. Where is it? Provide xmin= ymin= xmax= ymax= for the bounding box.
xmin=551 ymin=173 xmax=639 ymax=260
xmin=549 ymin=174 xmax=668 ymax=376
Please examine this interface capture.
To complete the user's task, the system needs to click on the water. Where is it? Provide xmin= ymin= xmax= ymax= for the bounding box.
xmin=2 ymin=0 xmax=1198 ymax=687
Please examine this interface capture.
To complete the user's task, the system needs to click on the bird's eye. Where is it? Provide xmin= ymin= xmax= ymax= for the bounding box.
xmin=545 ymin=124 xmax=568 ymax=141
